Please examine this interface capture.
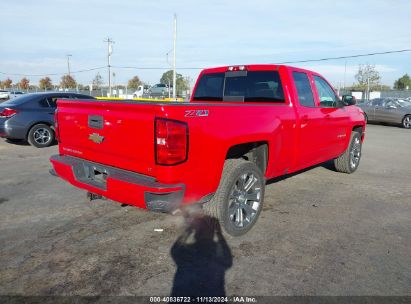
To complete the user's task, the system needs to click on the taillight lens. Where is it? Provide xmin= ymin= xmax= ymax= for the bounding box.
xmin=54 ymin=109 xmax=60 ymax=142
xmin=155 ymin=118 xmax=188 ymax=165
xmin=0 ymin=108 xmax=18 ymax=118
xmin=227 ymin=65 xmax=247 ymax=71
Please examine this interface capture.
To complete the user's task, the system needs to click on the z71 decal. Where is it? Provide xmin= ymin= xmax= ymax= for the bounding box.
xmin=184 ymin=109 xmax=209 ymax=117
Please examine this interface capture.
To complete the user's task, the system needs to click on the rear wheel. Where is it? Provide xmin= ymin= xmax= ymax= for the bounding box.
xmin=402 ymin=115 xmax=411 ymax=129
xmin=334 ymin=131 xmax=362 ymax=173
xmin=203 ymin=159 xmax=265 ymax=236
xmin=27 ymin=124 xmax=54 ymax=148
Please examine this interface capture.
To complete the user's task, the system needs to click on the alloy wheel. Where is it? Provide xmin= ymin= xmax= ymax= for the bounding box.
xmin=33 ymin=128 xmax=51 ymax=145
xmin=228 ymin=172 xmax=262 ymax=229
xmin=403 ymin=116 xmax=411 ymax=128
xmin=349 ymin=137 xmax=361 ymax=169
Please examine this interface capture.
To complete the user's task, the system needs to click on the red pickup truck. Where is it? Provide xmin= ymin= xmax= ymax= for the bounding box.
xmin=50 ymin=65 xmax=365 ymax=236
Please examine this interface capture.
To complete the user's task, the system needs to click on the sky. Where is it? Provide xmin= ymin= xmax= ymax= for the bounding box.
xmin=1 ymin=0 xmax=411 ymax=89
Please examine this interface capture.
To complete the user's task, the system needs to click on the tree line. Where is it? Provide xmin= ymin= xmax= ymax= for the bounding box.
xmin=348 ymin=64 xmax=411 ymax=91
xmin=1 ymin=66 xmax=410 ymax=93
xmin=0 ymin=70 xmax=190 ymax=95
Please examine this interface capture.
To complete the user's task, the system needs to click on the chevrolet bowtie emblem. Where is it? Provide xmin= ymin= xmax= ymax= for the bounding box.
xmin=89 ymin=133 xmax=104 ymax=144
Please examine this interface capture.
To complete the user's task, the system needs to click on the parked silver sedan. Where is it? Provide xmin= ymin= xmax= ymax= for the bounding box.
xmin=358 ymin=98 xmax=411 ymax=129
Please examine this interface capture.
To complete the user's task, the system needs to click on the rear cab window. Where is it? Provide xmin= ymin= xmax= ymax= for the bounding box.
xmin=193 ymin=70 xmax=285 ymax=103
xmin=292 ymin=72 xmax=315 ymax=107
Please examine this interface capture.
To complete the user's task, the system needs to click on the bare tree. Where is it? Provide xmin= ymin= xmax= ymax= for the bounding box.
xmin=19 ymin=77 xmax=30 ymax=90
xmin=39 ymin=77 xmax=53 ymax=90
xmin=60 ymin=75 xmax=77 ymax=89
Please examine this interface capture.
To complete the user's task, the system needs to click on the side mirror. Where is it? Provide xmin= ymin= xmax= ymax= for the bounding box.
xmin=342 ymin=95 xmax=356 ymax=106
xmin=385 ymin=104 xmax=396 ymax=109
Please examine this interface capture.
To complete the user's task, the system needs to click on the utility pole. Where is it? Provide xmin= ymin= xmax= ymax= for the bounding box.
xmin=104 ymin=37 xmax=114 ymax=97
xmin=343 ymin=61 xmax=347 ymax=90
xmin=366 ymin=73 xmax=370 ymax=102
xmin=172 ymin=14 xmax=177 ymax=99
xmin=66 ymin=54 xmax=72 ymax=76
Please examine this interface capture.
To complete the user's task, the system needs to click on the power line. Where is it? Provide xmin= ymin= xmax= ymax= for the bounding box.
xmin=275 ymin=49 xmax=411 ymax=64
xmin=113 ymin=49 xmax=411 ymax=69
xmin=0 ymin=66 xmax=106 ymax=77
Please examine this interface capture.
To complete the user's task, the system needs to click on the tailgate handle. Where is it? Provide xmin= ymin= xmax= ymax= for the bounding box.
xmin=88 ymin=115 xmax=104 ymax=129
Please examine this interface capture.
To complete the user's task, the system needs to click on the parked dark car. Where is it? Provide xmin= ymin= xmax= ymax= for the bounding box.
xmin=358 ymin=98 xmax=411 ymax=129
xmin=0 ymin=92 xmax=94 ymax=147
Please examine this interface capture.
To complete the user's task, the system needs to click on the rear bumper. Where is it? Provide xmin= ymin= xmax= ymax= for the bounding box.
xmin=50 ymin=155 xmax=185 ymax=213
xmin=0 ymin=118 xmax=26 ymax=139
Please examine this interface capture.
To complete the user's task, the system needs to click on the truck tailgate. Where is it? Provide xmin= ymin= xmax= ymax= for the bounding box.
xmin=57 ymin=99 xmax=157 ymax=177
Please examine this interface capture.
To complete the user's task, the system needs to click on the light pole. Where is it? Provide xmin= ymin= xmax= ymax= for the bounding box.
xmin=66 ymin=54 xmax=72 ymax=76
xmin=172 ymin=14 xmax=177 ymax=99
xmin=166 ymin=49 xmax=173 ymax=98
xmin=343 ymin=61 xmax=347 ymax=91
xmin=104 ymin=38 xmax=114 ymax=97
xmin=112 ymin=72 xmax=116 ymax=97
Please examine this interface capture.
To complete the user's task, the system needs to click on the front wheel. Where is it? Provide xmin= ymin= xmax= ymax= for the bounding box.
xmin=334 ymin=131 xmax=362 ymax=173
xmin=402 ymin=115 xmax=411 ymax=129
xmin=27 ymin=124 xmax=54 ymax=148
xmin=203 ymin=159 xmax=265 ymax=237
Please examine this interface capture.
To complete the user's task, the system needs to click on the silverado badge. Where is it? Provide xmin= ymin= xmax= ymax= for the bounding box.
xmin=89 ymin=133 xmax=104 ymax=144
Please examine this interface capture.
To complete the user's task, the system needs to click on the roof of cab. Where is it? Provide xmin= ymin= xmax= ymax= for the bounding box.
xmin=200 ymin=64 xmax=316 ymax=75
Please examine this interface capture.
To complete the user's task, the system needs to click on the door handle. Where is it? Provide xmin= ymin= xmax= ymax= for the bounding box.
xmin=301 ymin=115 xmax=308 ymax=123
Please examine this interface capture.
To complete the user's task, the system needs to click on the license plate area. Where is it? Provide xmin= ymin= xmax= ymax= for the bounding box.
xmin=73 ymin=162 xmax=108 ymax=190
xmin=89 ymin=166 xmax=108 ymax=184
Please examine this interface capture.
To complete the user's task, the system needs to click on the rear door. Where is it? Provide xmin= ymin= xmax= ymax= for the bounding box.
xmin=374 ymin=100 xmax=401 ymax=123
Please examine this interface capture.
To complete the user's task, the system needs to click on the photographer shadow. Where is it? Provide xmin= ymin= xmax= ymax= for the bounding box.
xmin=170 ymin=214 xmax=232 ymax=297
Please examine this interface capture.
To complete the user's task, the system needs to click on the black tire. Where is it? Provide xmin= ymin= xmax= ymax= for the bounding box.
xmin=334 ymin=131 xmax=362 ymax=174
xmin=203 ymin=159 xmax=265 ymax=237
xmin=402 ymin=115 xmax=411 ymax=129
xmin=27 ymin=124 xmax=54 ymax=148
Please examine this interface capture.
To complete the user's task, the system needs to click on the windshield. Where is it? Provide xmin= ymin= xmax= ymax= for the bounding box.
xmin=193 ymin=71 xmax=285 ymax=102
xmin=397 ymin=100 xmax=411 ymax=107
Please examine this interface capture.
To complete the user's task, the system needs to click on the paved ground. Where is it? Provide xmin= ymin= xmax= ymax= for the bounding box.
xmin=0 ymin=124 xmax=410 ymax=296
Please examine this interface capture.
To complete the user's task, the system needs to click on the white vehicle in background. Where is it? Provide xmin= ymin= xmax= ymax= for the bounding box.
xmin=0 ymin=90 xmax=10 ymax=100
xmin=132 ymin=85 xmax=150 ymax=98
xmin=8 ymin=91 xmax=25 ymax=99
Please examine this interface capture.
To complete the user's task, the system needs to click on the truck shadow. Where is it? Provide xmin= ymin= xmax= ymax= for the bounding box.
xmin=170 ymin=213 xmax=232 ymax=297
xmin=4 ymin=138 xmax=58 ymax=147
xmin=266 ymin=160 xmax=335 ymax=185
xmin=4 ymin=139 xmax=30 ymax=146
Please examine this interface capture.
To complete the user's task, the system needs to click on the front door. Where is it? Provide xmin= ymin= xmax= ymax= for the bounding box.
xmin=312 ymin=75 xmax=351 ymax=159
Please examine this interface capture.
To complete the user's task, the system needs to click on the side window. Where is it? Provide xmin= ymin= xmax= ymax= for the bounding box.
xmin=193 ymin=73 xmax=224 ymax=100
xmin=38 ymin=98 xmax=50 ymax=108
xmin=292 ymin=72 xmax=315 ymax=107
xmin=47 ymin=96 xmax=60 ymax=108
xmin=313 ymin=76 xmax=339 ymax=108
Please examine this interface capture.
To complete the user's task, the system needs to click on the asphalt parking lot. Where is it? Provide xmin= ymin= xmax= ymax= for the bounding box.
xmin=0 ymin=124 xmax=410 ymax=296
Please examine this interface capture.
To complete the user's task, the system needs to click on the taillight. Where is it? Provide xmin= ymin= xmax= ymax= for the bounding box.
xmin=227 ymin=65 xmax=247 ymax=71
xmin=155 ymin=118 xmax=188 ymax=165
xmin=54 ymin=109 xmax=60 ymax=142
xmin=0 ymin=108 xmax=18 ymax=118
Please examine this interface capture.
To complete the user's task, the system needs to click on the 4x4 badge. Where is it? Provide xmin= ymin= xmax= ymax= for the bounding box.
xmin=89 ymin=133 xmax=104 ymax=144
